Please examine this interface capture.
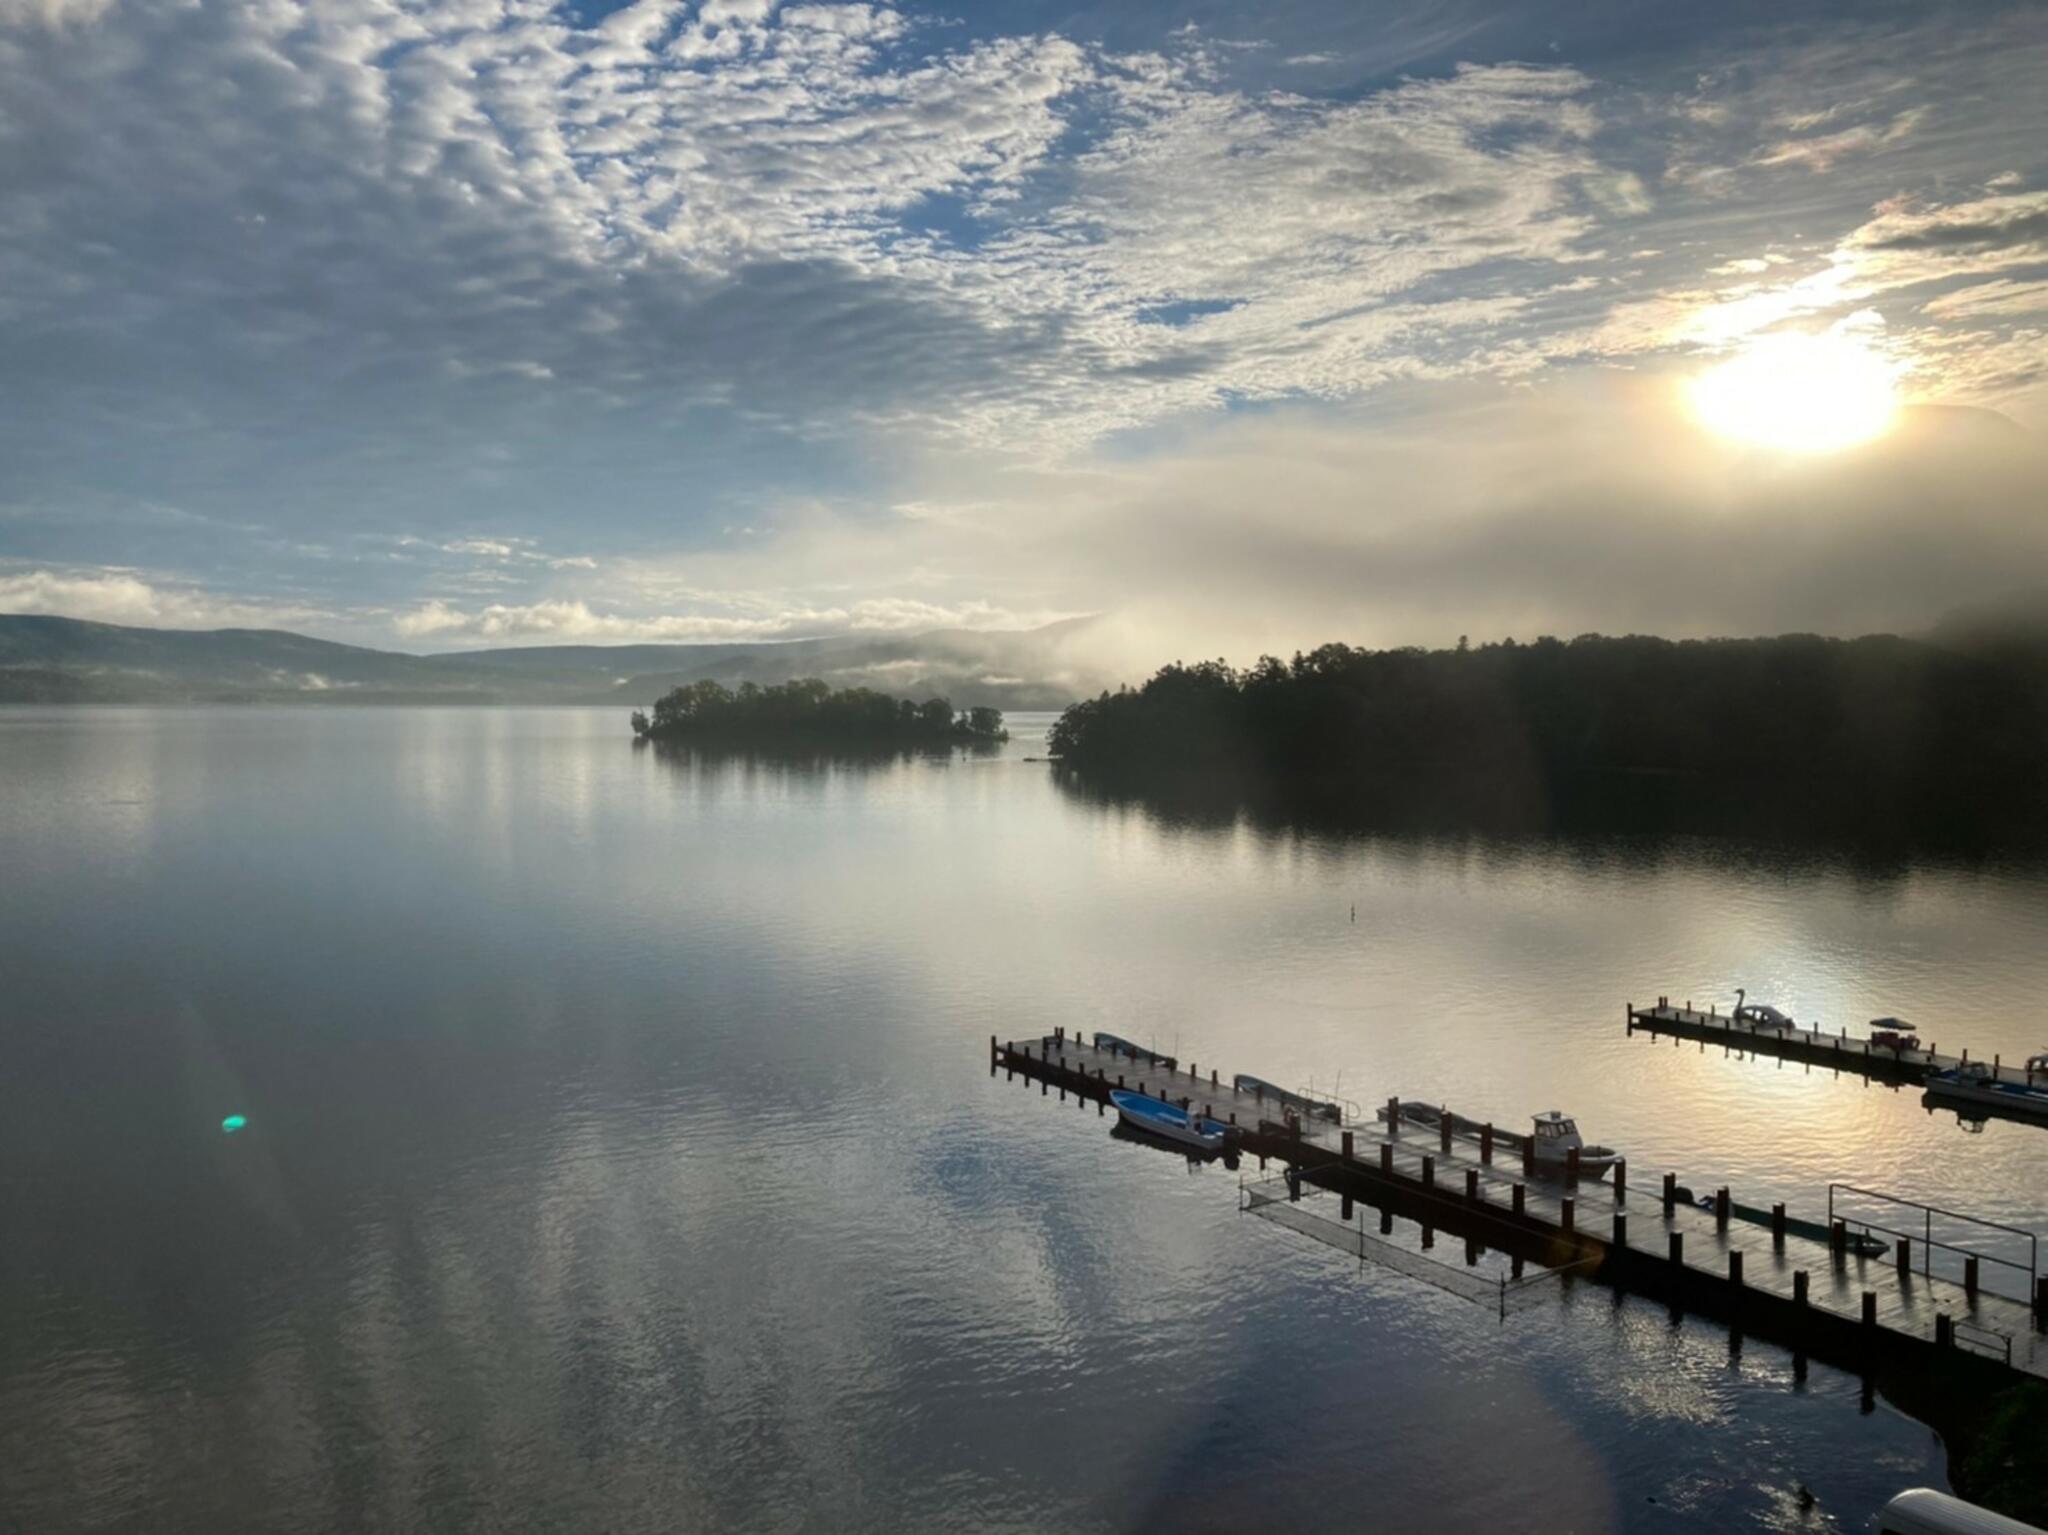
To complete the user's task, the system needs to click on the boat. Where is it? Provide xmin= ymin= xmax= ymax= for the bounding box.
xmin=1093 ymin=1032 xmax=1175 ymax=1069
xmin=1529 ymin=1111 xmax=1623 ymax=1178
xmin=1868 ymin=1017 xmax=1921 ymax=1052
xmin=1672 ymin=1185 xmax=1889 ymax=1255
xmin=1923 ymin=1059 xmax=2048 ymax=1122
xmin=1732 ymin=987 xmax=1796 ymax=1032
xmin=1110 ymin=1089 xmax=1227 ymax=1150
xmin=1231 ymin=1074 xmax=1343 ymax=1124
xmin=1376 ymin=1102 xmax=1622 ymax=1180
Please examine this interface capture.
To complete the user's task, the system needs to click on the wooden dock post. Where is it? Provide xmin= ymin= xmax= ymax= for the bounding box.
xmin=1561 ymin=1197 xmax=1574 ymax=1234
xmin=1830 ymin=1220 xmax=1847 ymax=1263
xmin=1662 ymin=1172 xmax=1676 ymax=1213
xmin=1862 ymin=1292 xmax=1878 ymax=1329
xmin=1440 ymin=1112 xmax=1452 ymax=1155
xmin=1937 ymin=1314 xmax=1954 ymax=1349
xmin=1669 ymin=1231 xmax=1684 ymax=1267
xmin=1771 ymin=1204 xmax=1786 ymax=1247
xmin=1896 ymin=1238 xmax=1911 ymax=1278
xmin=1613 ymin=1212 xmax=1627 ymax=1248
xmin=1512 ymin=1184 xmax=1526 ymax=1217
xmin=1521 ymin=1135 xmax=1535 ymax=1178
xmin=1466 ymin=1168 xmax=1480 ymax=1203
xmin=2034 ymin=1275 xmax=2047 ymax=1320
xmin=1729 ymin=1251 xmax=1744 ymax=1288
xmin=1613 ymin=1159 xmax=1625 ymax=1198
xmin=1566 ymin=1146 xmax=1580 ymax=1187
xmin=1386 ymin=1096 xmax=1399 ymax=1134
xmin=1380 ymin=1143 xmax=1393 ymax=1175
xmin=1714 ymin=1188 xmax=1729 ymax=1229
xmin=1794 ymin=1271 xmax=1809 ymax=1308
xmin=1480 ymin=1123 xmax=1493 ymax=1164
xmin=1965 ymin=1256 xmax=1979 ymax=1297
xmin=1341 ymin=1130 xmax=1354 ymax=1162
xmin=1422 ymin=1154 xmax=1435 ymax=1190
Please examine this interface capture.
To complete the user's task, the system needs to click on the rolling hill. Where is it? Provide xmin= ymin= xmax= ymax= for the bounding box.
xmin=0 ymin=614 xmax=1105 ymax=708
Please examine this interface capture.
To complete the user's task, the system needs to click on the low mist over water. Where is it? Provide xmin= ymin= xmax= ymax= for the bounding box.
xmin=10 ymin=707 xmax=2048 ymax=1529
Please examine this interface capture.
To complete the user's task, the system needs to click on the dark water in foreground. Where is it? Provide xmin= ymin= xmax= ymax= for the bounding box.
xmin=7 ymin=707 xmax=2048 ymax=1532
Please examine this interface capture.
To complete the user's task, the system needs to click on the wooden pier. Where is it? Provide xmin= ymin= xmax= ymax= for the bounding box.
xmin=1625 ymin=998 xmax=2044 ymax=1091
xmin=992 ymin=1029 xmax=2048 ymax=1387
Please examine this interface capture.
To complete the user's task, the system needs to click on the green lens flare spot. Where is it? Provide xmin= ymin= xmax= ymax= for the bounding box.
xmin=221 ymin=1114 xmax=247 ymax=1134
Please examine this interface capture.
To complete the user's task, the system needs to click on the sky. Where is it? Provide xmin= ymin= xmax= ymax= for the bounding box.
xmin=1 ymin=0 xmax=2045 ymax=662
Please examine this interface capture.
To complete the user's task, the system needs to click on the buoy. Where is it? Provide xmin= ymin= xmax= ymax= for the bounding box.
xmin=221 ymin=1114 xmax=247 ymax=1134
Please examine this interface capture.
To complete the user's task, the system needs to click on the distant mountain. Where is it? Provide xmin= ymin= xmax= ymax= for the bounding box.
xmin=0 ymin=613 xmax=1107 ymax=708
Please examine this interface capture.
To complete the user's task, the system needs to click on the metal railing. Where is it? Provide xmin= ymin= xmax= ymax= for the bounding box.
xmin=1827 ymin=1183 xmax=2038 ymax=1302
xmin=1953 ymin=1318 xmax=2013 ymax=1367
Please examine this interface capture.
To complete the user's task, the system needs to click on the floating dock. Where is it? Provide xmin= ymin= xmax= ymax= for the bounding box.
xmin=1627 ymin=999 xmax=2047 ymax=1098
xmin=992 ymin=1029 xmax=2048 ymax=1386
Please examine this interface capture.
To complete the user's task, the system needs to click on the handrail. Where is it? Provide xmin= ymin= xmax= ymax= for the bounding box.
xmin=1827 ymin=1183 xmax=2039 ymax=1298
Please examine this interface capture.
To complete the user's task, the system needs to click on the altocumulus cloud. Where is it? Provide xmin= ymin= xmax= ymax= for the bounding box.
xmin=0 ymin=0 xmax=2043 ymax=652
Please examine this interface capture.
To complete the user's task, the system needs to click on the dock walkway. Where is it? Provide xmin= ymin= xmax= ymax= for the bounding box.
xmin=1626 ymin=1000 xmax=2044 ymax=1088
xmin=994 ymin=1030 xmax=2048 ymax=1382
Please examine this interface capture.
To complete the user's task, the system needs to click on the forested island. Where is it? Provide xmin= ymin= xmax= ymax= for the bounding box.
xmin=1047 ymin=633 xmax=2048 ymax=845
xmin=632 ymin=678 xmax=1008 ymax=749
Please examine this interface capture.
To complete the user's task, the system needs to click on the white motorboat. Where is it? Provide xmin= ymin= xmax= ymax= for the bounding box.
xmin=1529 ymin=1111 xmax=1623 ymax=1177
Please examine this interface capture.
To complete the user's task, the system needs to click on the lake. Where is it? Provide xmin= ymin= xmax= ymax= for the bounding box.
xmin=6 ymin=706 xmax=2048 ymax=1532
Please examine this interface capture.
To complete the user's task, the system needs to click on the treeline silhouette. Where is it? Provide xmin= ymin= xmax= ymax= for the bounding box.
xmin=633 ymin=678 xmax=1008 ymax=749
xmin=1048 ymin=634 xmax=2048 ymax=847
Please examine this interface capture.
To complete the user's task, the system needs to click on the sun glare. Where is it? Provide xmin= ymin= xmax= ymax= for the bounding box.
xmin=1685 ymin=332 xmax=1900 ymax=454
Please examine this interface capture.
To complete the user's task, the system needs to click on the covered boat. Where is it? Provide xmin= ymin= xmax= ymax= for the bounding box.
xmin=1231 ymin=1074 xmax=1343 ymax=1124
xmin=1110 ymin=1089 xmax=1227 ymax=1150
xmin=1093 ymin=1032 xmax=1176 ymax=1070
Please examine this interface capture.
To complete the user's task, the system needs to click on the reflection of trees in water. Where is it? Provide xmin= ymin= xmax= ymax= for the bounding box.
xmin=1050 ymin=764 xmax=2035 ymax=877
xmin=638 ymin=735 xmax=1002 ymax=783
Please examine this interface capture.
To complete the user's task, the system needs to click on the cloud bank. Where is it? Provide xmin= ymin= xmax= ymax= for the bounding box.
xmin=0 ymin=1 xmax=2043 ymax=655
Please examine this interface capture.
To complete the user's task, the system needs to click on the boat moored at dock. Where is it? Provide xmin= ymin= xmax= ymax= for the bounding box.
xmin=1231 ymin=1074 xmax=1344 ymax=1124
xmin=1109 ymin=1089 xmax=1227 ymax=1150
xmin=1093 ymin=1032 xmax=1175 ymax=1069
xmin=1924 ymin=1057 xmax=2048 ymax=1122
xmin=1376 ymin=1101 xmax=1623 ymax=1180
xmin=1732 ymin=987 xmax=1797 ymax=1031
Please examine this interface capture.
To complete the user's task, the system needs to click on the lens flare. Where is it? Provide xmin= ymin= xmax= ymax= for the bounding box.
xmin=1686 ymin=332 xmax=1899 ymax=453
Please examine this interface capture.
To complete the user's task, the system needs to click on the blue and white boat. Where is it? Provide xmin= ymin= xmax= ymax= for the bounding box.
xmin=1110 ymin=1089 xmax=1228 ymax=1150
xmin=1924 ymin=1055 xmax=2048 ymax=1121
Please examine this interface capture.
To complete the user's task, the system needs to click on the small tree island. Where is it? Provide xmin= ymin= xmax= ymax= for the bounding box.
xmin=632 ymin=678 xmax=1008 ymax=749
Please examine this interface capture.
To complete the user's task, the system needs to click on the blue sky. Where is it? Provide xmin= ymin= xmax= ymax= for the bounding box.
xmin=0 ymin=0 xmax=2044 ymax=656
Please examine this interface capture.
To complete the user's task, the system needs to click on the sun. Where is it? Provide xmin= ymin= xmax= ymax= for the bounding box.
xmin=1685 ymin=331 xmax=1900 ymax=453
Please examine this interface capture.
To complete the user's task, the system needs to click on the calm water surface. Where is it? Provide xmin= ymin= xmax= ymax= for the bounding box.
xmin=7 ymin=706 xmax=2048 ymax=1532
